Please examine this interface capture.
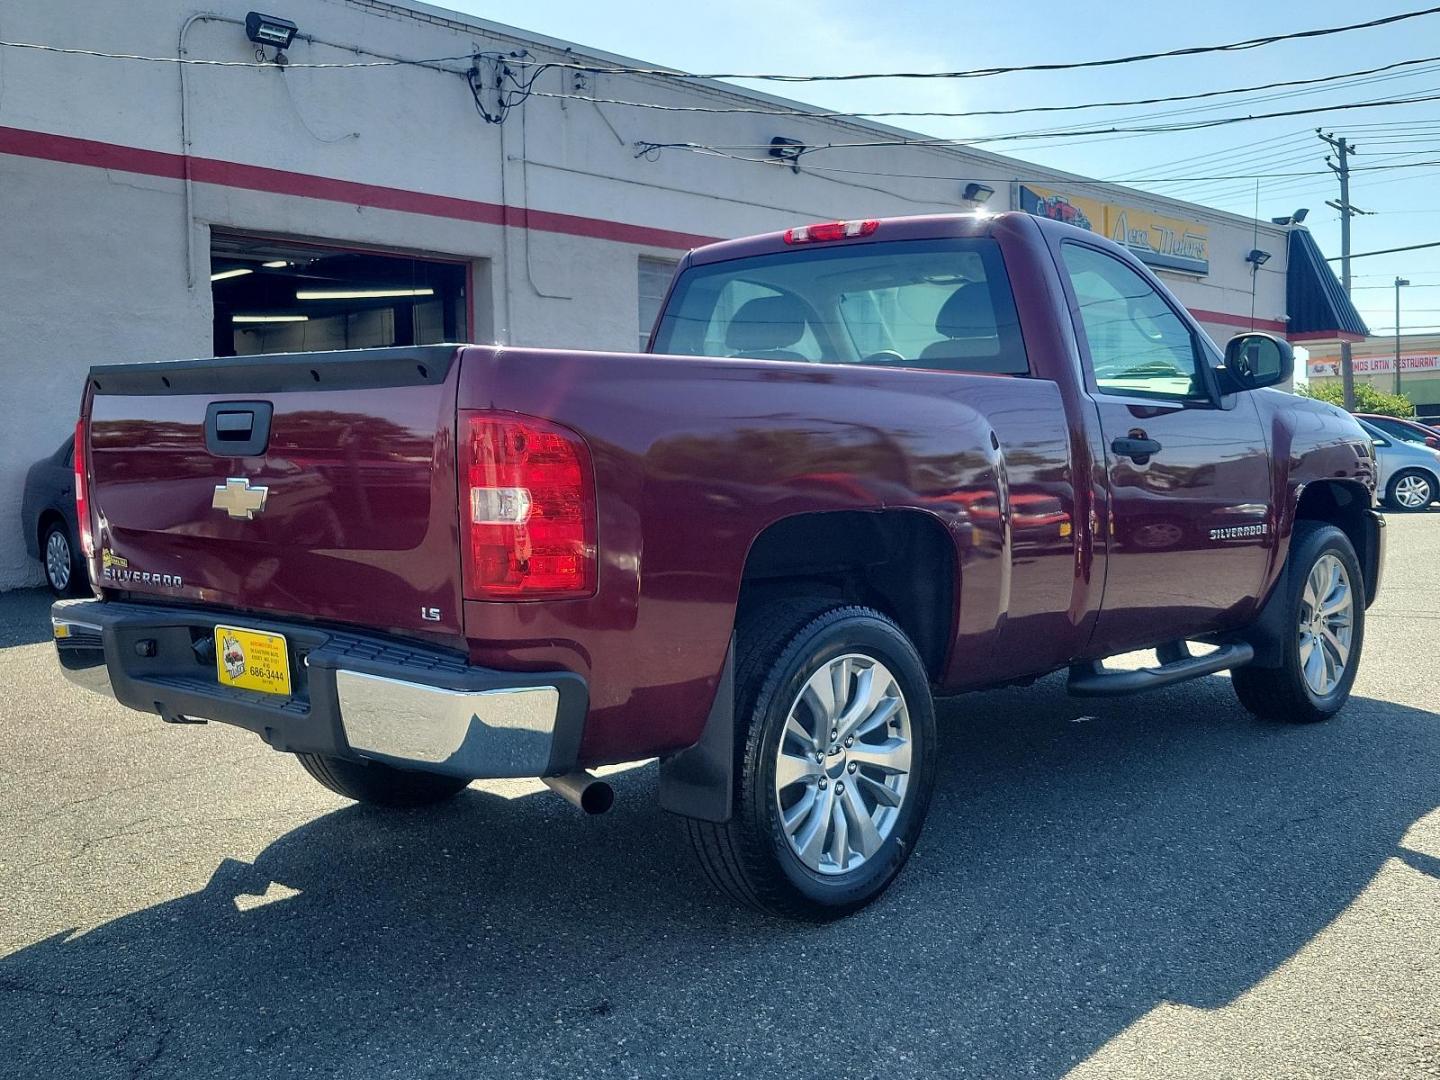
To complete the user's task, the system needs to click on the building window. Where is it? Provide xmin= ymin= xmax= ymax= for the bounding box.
xmin=210 ymin=234 xmax=468 ymax=356
xmin=638 ymin=257 xmax=678 ymax=350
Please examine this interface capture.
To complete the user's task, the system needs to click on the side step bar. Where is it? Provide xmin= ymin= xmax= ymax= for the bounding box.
xmin=1067 ymin=641 xmax=1254 ymax=697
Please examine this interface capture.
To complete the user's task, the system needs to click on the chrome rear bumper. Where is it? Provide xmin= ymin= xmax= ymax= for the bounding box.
xmin=334 ymin=670 xmax=563 ymax=778
xmin=51 ymin=600 xmax=587 ymax=780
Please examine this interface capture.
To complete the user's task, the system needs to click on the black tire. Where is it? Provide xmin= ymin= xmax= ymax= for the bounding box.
xmin=1232 ymin=521 xmax=1365 ymax=723
xmin=1385 ymin=468 xmax=1436 ymax=511
xmin=42 ymin=521 xmax=85 ymax=598
xmin=685 ymin=601 xmax=938 ymax=921
xmin=295 ymin=753 xmax=470 ymax=808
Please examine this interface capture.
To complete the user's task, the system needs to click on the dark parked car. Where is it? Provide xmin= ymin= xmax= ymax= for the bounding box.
xmin=23 ymin=436 xmax=86 ymax=596
xmin=1354 ymin=413 xmax=1440 ymax=449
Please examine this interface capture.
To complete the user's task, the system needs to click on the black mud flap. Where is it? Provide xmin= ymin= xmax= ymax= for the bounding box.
xmin=657 ymin=639 xmax=735 ymax=824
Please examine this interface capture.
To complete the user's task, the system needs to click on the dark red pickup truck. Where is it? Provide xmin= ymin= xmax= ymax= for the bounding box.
xmin=54 ymin=212 xmax=1384 ymax=919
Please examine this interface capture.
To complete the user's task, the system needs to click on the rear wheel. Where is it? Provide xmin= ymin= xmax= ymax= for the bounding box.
xmin=685 ymin=602 xmax=937 ymax=921
xmin=1232 ymin=522 xmax=1364 ymax=723
xmin=1386 ymin=469 xmax=1435 ymax=511
xmin=295 ymin=753 xmax=470 ymax=807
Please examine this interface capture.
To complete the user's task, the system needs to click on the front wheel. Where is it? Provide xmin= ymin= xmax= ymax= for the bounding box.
xmin=685 ymin=602 xmax=937 ymax=921
xmin=1386 ymin=469 xmax=1435 ymax=511
xmin=1232 ymin=522 xmax=1364 ymax=723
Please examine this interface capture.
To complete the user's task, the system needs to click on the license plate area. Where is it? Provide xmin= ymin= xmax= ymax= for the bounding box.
xmin=214 ymin=625 xmax=292 ymax=697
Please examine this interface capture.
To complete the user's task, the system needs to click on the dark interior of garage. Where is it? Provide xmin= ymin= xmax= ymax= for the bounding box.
xmin=210 ymin=234 xmax=467 ymax=356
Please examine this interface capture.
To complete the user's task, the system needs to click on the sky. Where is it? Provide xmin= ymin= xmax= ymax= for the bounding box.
xmin=444 ymin=0 xmax=1440 ymax=338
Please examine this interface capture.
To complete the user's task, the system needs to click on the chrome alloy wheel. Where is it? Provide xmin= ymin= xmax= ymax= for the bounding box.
xmin=1394 ymin=473 xmax=1433 ymax=509
xmin=46 ymin=529 xmax=71 ymax=591
xmin=774 ymin=654 xmax=912 ymax=875
xmin=1298 ymin=553 xmax=1354 ymax=697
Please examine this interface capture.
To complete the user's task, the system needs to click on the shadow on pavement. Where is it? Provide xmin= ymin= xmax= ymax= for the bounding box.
xmin=0 ymin=588 xmax=59 ymax=648
xmin=3 ymin=674 xmax=1438 ymax=1078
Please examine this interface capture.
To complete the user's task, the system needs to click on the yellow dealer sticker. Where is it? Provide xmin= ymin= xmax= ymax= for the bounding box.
xmin=215 ymin=626 xmax=292 ymax=697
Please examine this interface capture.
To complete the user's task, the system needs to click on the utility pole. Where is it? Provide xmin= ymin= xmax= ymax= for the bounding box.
xmin=1320 ymin=130 xmax=1371 ymax=411
xmin=1395 ymin=276 xmax=1410 ymax=396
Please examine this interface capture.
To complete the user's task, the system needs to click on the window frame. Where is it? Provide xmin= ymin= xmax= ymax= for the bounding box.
xmin=1057 ymin=239 xmax=1220 ymax=408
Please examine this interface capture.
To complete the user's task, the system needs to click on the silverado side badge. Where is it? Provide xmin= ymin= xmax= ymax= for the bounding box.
xmin=212 ymin=477 xmax=269 ymax=521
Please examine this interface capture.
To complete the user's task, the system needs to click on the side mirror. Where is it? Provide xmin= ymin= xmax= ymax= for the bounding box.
xmin=1427 ymin=436 xmax=1440 ymax=450
xmin=1220 ymin=332 xmax=1293 ymax=392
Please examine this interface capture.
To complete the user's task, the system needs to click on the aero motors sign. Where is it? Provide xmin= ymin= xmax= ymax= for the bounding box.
xmin=1016 ymin=184 xmax=1210 ymax=275
xmin=1308 ymin=355 xmax=1440 ymax=378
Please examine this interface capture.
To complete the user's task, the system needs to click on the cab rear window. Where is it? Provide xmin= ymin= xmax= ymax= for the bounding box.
xmin=652 ymin=238 xmax=1029 ymax=375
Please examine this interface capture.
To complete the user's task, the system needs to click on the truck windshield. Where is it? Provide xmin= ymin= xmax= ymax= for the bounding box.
xmin=652 ymin=238 xmax=1029 ymax=375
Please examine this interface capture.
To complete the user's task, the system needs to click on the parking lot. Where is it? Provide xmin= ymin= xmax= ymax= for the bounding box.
xmin=1 ymin=512 xmax=1436 ymax=1079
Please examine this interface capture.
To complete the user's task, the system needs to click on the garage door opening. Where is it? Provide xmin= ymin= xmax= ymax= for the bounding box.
xmin=210 ymin=234 xmax=469 ymax=356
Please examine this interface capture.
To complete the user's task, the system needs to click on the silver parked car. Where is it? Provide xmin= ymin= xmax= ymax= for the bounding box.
xmin=1356 ymin=418 xmax=1440 ymax=511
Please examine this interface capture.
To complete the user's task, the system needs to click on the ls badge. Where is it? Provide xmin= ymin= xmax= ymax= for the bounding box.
xmin=212 ymin=477 xmax=269 ymax=520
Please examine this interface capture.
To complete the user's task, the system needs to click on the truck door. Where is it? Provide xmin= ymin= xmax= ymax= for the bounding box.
xmin=1057 ymin=241 xmax=1273 ymax=655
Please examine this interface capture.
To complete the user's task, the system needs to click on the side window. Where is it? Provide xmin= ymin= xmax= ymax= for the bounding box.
xmin=637 ymin=257 xmax=679 ymax=350
xmin=1060 ymin=244 xmax=1204 ymax=400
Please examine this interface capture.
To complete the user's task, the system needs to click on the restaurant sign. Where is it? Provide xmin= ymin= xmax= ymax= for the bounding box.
xmin=1308 ymin=355 xmax=1440 ymax=378
xmin=1017 ymin=184 xmax=1210 ymax=275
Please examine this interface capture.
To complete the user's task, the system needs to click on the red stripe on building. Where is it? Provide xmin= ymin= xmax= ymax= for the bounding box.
xmin=1187 ymin=307 xmax=1288 ymax=335
xmin=0 ymin=125 xmax=719 ymax=251
xmin=1289 ymin=330 xmax=1365 ymax=344
xmin=2 ymin=125 xmax=1301 ymax=337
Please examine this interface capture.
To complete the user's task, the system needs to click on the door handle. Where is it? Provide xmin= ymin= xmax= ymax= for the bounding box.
xmin=204 ymin=401 xmax=272 ymax=457
xmin=1111 ymin=436 xmax=1162 ymax=463
xmin=214 ymin=410 xmax=255 ymax=439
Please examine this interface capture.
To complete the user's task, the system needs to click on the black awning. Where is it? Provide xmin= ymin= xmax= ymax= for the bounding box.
xmin=1286 ymin=228 xmax=1369 ymax=339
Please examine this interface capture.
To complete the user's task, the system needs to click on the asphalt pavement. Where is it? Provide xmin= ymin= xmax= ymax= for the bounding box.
xmin=2 ymin=512 xmax=1438 ymax=1079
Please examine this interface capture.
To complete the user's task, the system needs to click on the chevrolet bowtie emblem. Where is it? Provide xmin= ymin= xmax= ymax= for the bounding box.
xmin=212 ymin=477 xmax=269 ymax=520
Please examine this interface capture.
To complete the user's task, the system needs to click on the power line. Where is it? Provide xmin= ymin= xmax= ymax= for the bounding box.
xmin=1327 ymin=239 xmax=1440 ymax=260
xmin=985 ymin=62 xmax=1440 ymax=158
xmin=1156 ymin=144 xmax=1339 ymax=198
xmin=636 ymin=142 xmax=1440 ymax=188
xmin=538 ymin=55 xmax=1440 ymax=120
xmin=512 ymin=6 xmax=1440 ymax=82
xmin=1170 ymin=142 xmax=1440 ymax=202
xmin=632 ymin=91 xmax=1440 ymax=155
xmin=1099 ymin=131 xmax=1315 ymax=183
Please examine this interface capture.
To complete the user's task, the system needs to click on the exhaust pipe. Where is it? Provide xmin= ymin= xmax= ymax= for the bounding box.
xmin=543 ymin=770 xmax=615 ymax=815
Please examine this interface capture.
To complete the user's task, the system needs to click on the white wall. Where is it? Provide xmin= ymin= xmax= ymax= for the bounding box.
xmin=0 ymin=0 xmax=1290 ymax=588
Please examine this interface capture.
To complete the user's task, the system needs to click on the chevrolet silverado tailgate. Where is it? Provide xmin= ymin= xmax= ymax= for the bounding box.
xmin=83 ymin=345 xmax=463 ymax=636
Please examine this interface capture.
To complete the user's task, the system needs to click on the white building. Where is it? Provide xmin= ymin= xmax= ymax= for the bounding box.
xmin=0 ymin=0 xmax=1358 ymax=589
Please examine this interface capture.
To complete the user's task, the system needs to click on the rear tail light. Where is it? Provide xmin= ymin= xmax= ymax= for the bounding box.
xmin=460 ymin=411 xmax=597 ymax=599
xmin=73 ymin=417 xmax=94 ymax=558
xmin=783 ymin=219 xmax=879 ymax=245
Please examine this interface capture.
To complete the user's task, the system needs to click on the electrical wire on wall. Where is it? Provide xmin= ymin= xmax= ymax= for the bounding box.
xmin=9 ymin=5 xmax=1440 ymax=225
xmin=467 ymin=50 xmax=547 ymax=124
